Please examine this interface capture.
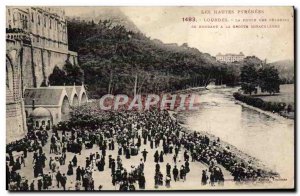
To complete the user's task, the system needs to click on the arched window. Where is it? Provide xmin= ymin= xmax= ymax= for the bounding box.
xmin=61 ymin=96 xmax=70 ymax=121
xmin=6 ymin=57 xmax=13 ymax=91
xmin=24 ymin=16 xmax=28 ymax=29
xmin=81 ymin=92 xmax=88 ymax=104
xmin=13 ymin=14 xmax=15 ymax=25
xmin=73 ymin=94 xmax=79 ymax=106
xmin=36 ymin=121 xmax=39 ymax=127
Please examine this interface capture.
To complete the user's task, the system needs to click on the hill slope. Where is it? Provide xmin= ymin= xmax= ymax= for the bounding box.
xmin=66 ymin=19 xmax=241 ymax=98
xmin=269 ymin=59 xmax=294 ymax=83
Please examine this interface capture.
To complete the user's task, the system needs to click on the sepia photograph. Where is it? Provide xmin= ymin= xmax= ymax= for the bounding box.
xmin=5 ymin=5 xmax=295 ymax=191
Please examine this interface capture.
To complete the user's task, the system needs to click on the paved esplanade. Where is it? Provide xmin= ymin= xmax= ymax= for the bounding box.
xmin=17 ymin=129 xmax=234 ymax=190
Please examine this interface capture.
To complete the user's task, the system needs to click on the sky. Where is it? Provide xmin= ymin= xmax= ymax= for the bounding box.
xmin=65 ymin=6 xmax=294 ymax=62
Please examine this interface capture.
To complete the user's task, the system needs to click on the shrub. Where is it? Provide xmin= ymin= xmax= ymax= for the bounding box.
xmin=233 ymin=92 xmax=286 ymax=114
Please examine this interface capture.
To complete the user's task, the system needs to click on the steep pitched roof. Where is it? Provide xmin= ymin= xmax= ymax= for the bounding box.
xmin=75 ymin=86 xmax=82 ymax=95
xmin=64 ymin=86 xmax=76 ymax=99
xmin=24 ymin=87 xmax=65 ymax=106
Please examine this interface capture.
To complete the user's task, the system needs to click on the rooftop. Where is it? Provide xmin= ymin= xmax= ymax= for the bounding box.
xmin=24 ymin=87 xmax=65 ymax=106
xmin=216 ymin=52 xmax=245 ymax=56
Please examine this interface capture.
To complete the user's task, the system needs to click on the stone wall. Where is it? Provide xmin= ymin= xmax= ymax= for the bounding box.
xmin=22 ymin=45 xmax=78 ymax=88
xmin=6 ymin=102 xmax=27 ymax=143
xmin=6 ymin=38 xmax=78 ymax=144
xmin=6 ymin=40 xmax=27 ymax=144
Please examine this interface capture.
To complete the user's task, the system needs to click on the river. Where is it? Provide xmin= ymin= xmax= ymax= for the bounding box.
xmin=179 ymin=86 xmax=294 ymax=182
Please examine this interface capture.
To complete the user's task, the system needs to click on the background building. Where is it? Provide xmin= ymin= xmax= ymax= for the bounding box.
xmin=216 ymin=52 xmax=245 ymax=63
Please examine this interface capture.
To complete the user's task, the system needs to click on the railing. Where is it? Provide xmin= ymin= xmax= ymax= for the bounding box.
xmin=6 ymin=28 xmax=31 ymax=43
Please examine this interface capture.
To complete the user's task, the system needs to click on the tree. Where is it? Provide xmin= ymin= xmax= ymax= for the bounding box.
xmin=240 ymin=65 xmax=258 ymax=95
xmin=48 ymin=66 xmax=67 ymax=85
xmin=48 ymin=60 xmax=84 ymax=86
xmin=258 ymin=66 xmax=280 ymax=95
xmin=63 ymin=59 xmax=84 ymax=85
xmin=67 ymin=19 xmax=250 ymax=97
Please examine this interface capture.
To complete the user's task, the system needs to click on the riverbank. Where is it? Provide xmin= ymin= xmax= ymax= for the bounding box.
xmin=233 ymin=92 xmax=294 ymax=120
xmin=169 ymin=86 xmax=294 ymax=188
xmin=175 ymin=86 xmax=207 ymax=94
xmin=234 ymin=100 xmax=293 ymax=121
xmin=172 ymin=111 xmax=279 ymax=179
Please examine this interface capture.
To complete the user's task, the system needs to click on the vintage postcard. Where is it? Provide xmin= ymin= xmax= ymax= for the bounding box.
xmin=6 ymin=6 xmax=295 ymax=191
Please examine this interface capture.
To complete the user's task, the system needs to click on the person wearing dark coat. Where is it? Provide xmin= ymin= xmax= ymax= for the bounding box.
xmin=37 ymin=179 xmax=43 ymax=191
xmin=102 ymin=147 xmax=106 ymax=157
xmin=109 ymin=141 xmax=112 ymax=150
xmin=166 ymin=163 xmax=171 ymax=176
xmin=98 ymin=157 xmax=105 ymax=171
xmin=108 ymin=155 xmax=112 ymax=168
xmin=184 ymin=150 xmax=189 ymax=162
xmin=111 ymin=140 xmax=115 ymax=150
xmin=85 ymin=158 xmax=90 ymax=168
xmin=172 ymin=166 xmax=179 ymax=182
xmin=173 ymin=154 xmax=177 ymax=164
xmin=154 ymin=151 xmax=159 ymax=163
xmin=41 ymin=153 xmax=47 ymax=168
xmin=76 ymin=166 xmax=82 ymax=181
xmin=185 ymin=160 xmax=190 ymax=173
xmin=118 ymin=146 xmax=122 ymax=155
xmin=8 ymin=153 xmax=14 ymax=166
xmin=125 ymin=148 xmax=131 ymax=159
xmin=67 ymin=162 xmax=73 ymax=175
xmin=33 ymin=164 xmax=39 ymax=178
xmin=155 ymin=163 xmax=160 ymax=173
xmin=72 ymin=155 xmax=77 ymax=167
xmin=138 ymin=173 xmax=146 ymax=189
xmin=159 ymin=151 xmax=164 ymax=162
xmin=175 ymin=147 xmax=179 ymax=157
xmin=150 ymin=140 xmax=154 ymax=149
xmin=23 ymin=148 xmax=27 ymax=158
xmin=201 ymin=170 xmax=208 ymax=185
xmin=30 ymin=180 xmax=35 ymax=191
xmin=61 ymin=174 xmax=67 ymax=191
xmin=32 ymin=152 xmax=37 ymax=164
xmin=81 ymin=167 xmax=85 ymax=180
xmin=56 ymin=171 xmax=62 ymax=188
xmin=96 ymin=152 xmax=100 ymax=159
xmin=180 ymin=166 xmax=186 ymax=181
xmin=137 ymin=136 xmax=141 ymax=148
xmin=111 ymin=171 xmax=116 ymax=186
xmin=142 ymin=149 xmax=148 ymax=162
xmin=89 ymin=153 xmax=94 ymax=162
xmin=111 ymin=159 xmax=116 ymax=174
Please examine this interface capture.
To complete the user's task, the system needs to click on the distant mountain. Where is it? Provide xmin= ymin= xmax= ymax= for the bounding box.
xmin=269 ymin=59 xmax=294 ymax=83
xmin=270 ymin=59 xmax=294 ymax=68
